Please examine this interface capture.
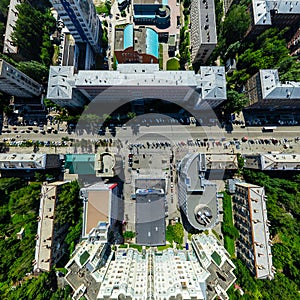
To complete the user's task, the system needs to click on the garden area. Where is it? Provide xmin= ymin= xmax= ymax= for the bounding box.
xmin=166 ymin=222 xmax=184 ymax=246
xmin=221 ymin=192 xmax=238 ymax=257
xmin=166 ymin=58 xmax=180 ymax=70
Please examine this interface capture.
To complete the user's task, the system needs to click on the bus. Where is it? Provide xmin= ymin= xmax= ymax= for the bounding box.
xmin=262 ymin=126 xmax=277 ymax=132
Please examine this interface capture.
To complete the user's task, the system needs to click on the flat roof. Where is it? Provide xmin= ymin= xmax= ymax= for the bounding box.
xmin=134 ymin=0 xmax=164 ymax=4
xmin=65 ymin=154 xmax=95 ymax=175
xmin=34 ymin=182 xmax=67 ymax=272
xmin=252 ymin=0 xmax=300 ymax=26
xmin=81 ymin=182 xmax=118 ymax=237
xmin=247 ymin=186 xmax=274 ymax=279
xmin=86 ymin=190 xmax=110 ymax=236
xmin=259 ymin=69 xmax=300 ymax=100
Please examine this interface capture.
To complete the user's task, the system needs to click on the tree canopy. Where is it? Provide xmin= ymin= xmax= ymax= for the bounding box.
xmin=222 ymin=5 xmax=251 ymax=48
xmin=228 ymin=171 xmax=300 ymax=299
xmin=12 ymin=3 xmax=55 ymax=64
xmin=0 ymin=179 xmax=81 ymax=299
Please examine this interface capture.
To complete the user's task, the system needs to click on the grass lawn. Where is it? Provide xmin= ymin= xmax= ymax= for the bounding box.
xmin=166 ymin=58 xmax=180 ymax=70
xmin=159 ymin=44 xmax=164 ymax=70
xmin=224 ymin=235 xmax=235 ymax=257
xmin=129 ymin=244 xmax=142 ymax=252
xmin=222 ymin=192 xmax=236 ymax=257
xmin=157 ymin=244 xmax=172 ymax=251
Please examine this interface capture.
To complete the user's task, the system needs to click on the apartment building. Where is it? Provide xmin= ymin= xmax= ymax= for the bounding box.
xmin=33 ymin=181 xmax=69 ymax=273
xmin=50 ymin=0 xmax=101 ymax=69
xmin=3 ymin=0 xmax=19 ymax=56
xmin=178 ymin=153 xmax=219 ymax=231
xmin=80 ymin=182 xmax=122 ymax=239
xmin=50 ymin=0 xmax=101 ymax=53
xmin=190 ymin=0 xmax=217 ymax=64
xmin=0 ymin=153 xmax=61 ymax=179
xmin=243 ymin=153 xmax=300 ymax=171
xmin=0 ymin=59 xmax=42 ymax=98
xmin=233 ymin=183 xmax=275 ymax=279
xmin=47 ymin=64 xmax=226 ymax=110
xmin=65 ymin=231 xmax=236 ymax=300
xmin=246 ymin=0 xmax=300 ymax=38
xmin=244 ymin=69 xmax=300 ymax=125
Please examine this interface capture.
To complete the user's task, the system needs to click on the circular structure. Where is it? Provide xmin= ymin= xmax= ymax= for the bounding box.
xmin=194 ymin=204 xmax=213 ymax=226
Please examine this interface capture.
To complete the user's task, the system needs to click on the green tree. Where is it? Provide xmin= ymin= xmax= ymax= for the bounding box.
xmin=12 ymin=3 xmax=44 ymax=60
xmin=222 ymin=5 xmax=250 ymax=47
xmin=127 ymin=112 xmax=136 ymax=119
xmin=123 ymin=231 xmax=136 ymax=240
xmin=16 ymin=61 xmax=49 ymax=84
xmin=224 ymin=90 xmax=249 ymax=113
xmin=12 ymin=4 xmax=55 ymax=63
xmin=166 ymin=223 xmax=184 ymax=244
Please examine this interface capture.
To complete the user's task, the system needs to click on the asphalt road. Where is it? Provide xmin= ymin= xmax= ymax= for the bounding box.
xmin=1 ymin=124 xmax=300 ymax=154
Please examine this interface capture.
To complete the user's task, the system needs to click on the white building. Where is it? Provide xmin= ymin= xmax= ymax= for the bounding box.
xmin=247 ymin=0 xmax=300 ymax=37
xmin=233 ymin=183 xmax=275 ymax=279
xmin=50 ymin=0 xmax=101 ymax=69
xmin=190 ymin=0 xmax=217 ymax=64
xmin=65 ymin=231 xmax=236 ymax=300
xmin=47 ymin=64 xmax=227 ymax=110
xmin=243 ymin=153 xmax=300 ymax=171
xmin=3 ymin=0 xmax=19 ymax=55
xmin=178 ymin=153 xmax=219 ymax=231
xmin=0 ymin=59 xmax=42 ymax=97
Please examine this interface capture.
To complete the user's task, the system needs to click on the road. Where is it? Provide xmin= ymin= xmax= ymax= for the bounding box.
xmin=1 ymin=124 xmax=300 ymax=154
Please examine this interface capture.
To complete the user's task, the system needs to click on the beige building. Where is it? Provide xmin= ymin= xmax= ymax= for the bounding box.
xmin=80 ymin=182 xmax=121 ymax=238
xmin=233 ymin=183 xmax=275 ymax=279
xmin=33 ymin=181 xmax=69 ymax=273
xmin=94 ymin=152 xmax=123 ymax=178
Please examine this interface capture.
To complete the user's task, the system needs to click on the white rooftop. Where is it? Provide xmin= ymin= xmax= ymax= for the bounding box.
xmin=260 ymin=153 xmax=300 ymax=170
xmin=243 ymin=184 xmax=274 ymax=279
xmin=259 ymin=69 xmax=300 ymax=100
xmin=252 ymin=0 xmax=300 ymax=25
xmin=65 ymin=232 xmax=236 ymax=300
xmin=47 ymin=64 xmax=227 ymax=108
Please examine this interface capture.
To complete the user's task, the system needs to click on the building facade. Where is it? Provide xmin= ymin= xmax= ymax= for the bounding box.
xmin=34 ymin=181 xmax=69 ymax=273
xmin=3 ymin=0 xmax=19 ymax=56
xmin=0 ymin=59 xmax=42 ymax=98
xmin=47 ymin=64 xmax=227 ymax=110
xmin=114 ymin=25 xmax=159 ymax=64
xmin=50 ymin=0 xmax=101 ymax=53
xmin=233 ymin=183 xmax=275 ymax=279
xmin=190 ymin=0 xmax=217 ymax=65
xmin=178 ymin=153 xmax=219 ymax=231
xmin=0 ymin=153 xmax=61 ymax=179
xmin=244 ymin=69 xmax=300 ymax=125
xmin=246 ymin=0 xmax=300 ymax=38
xmin=243 ymin=153 xmax=300 ymax=171
xmin=65 ymin=231 xmax=236 ymax=300
xmin=80 ymin=182 xmax=121 ymax=238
